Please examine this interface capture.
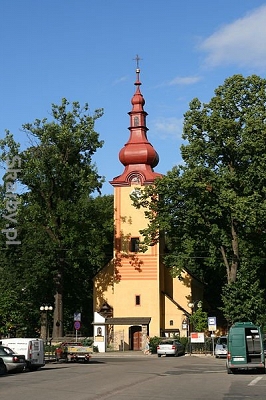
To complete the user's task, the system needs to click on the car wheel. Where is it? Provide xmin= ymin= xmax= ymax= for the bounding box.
xmin=226 ymin=364 xmax=233 ymax=374
xmin=157 ymin=354 xmax=161 ymax=357
xmin=174 ymin=351 xmax=179 ymax=357
xmin=30 ymin=366 xmax=40 ymax=372
xmin=0 ymin=364 xmax=7 ymax=375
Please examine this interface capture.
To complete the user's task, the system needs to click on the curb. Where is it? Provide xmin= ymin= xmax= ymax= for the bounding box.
xmin=45 ymin=352 xmax=215 ymax=361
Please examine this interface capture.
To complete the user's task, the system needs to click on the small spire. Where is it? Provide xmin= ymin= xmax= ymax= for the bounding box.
xmin=110 ymin=58 xmax=161 ymax=186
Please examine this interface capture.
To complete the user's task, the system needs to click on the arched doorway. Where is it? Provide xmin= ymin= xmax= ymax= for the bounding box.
xmin=129 ymin=325 xmax=142 ymax=350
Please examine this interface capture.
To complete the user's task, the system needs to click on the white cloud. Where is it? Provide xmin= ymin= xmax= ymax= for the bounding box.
xmin=112 ymin=76 xmax=127 ymax=85
xmin=157 ymin=75 xmax=201 ymax=87
xmin=151 ymin=117 xmax=183 ymax=140
xmin=200 ymin=5 xmax=266 ymax=69
xmin=168 ymin=76 xmax=202 ymax=86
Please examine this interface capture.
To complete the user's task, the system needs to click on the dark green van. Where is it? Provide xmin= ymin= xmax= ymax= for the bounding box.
xmin=226 ymin=322 xmax=265 ymax=374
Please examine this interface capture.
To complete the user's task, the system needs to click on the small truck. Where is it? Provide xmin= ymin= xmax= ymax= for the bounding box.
xmin=226 ymin=322 xmax=265 ymax=374
xmin=56 ymin=342 xmax=93 ymax=363
xmin=0 ymin=338 xmax=45 ymax=371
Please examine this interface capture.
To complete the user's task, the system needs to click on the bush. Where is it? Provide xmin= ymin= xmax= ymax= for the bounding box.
xmin=82 ymin=337 xmax=93 ymax=346
xmin=44 ymin=344 xmax=57 ymax=353
xmin=179 ymin=336 xmax=189 ymax=351
xmin=149 ymin=336 xmax=161 ymax=353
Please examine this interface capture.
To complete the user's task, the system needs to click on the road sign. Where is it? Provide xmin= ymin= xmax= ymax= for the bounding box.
xmin=74 ymin=321 xmax=81 ymax=330
xmin=208 ymin=316 xmax=217 ymax=331
xmin=74 ymin=312 xmax=81 ymax=321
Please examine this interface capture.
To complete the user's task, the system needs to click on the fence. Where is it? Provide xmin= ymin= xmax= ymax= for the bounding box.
xmin=188 ymin=337 xmax=215 ymax=355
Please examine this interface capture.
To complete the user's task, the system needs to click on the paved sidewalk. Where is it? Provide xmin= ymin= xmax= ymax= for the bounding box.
xmin=89 ymin=351 xmax=213 ymax=358
xmin=93 ymin=351 xmax=152 ymax=357
xmin=45 ymin=351 xmax=214 ymax=362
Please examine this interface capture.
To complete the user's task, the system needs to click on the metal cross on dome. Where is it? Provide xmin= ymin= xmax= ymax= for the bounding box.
xmin=133 ymin=54 xmax=142 ymax=69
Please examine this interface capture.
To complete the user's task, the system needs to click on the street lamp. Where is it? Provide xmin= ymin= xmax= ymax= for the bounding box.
xmin=187 ymin=300 xmax=203 ymax=352
xmin=40 ymin=305 xmax=53 ymax=344
xmin=188 ymin=300 xmax=202 ymax=311
xmin=188 ymin=300 xmax=202 ymax=331
xmin=182 ymin=317 xmax=188 ymax=337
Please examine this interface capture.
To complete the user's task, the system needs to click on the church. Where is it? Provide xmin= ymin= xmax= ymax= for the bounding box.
xmin=92 ymin=62 xmax=203 ymax=352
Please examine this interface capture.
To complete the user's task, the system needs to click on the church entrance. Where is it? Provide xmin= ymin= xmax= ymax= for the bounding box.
xmin=129 ymin=326 xmax=142 ymax=350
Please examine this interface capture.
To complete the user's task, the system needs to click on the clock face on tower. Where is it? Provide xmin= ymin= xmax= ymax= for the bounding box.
xmin=130 ymin=174 xmax=141 ymax=184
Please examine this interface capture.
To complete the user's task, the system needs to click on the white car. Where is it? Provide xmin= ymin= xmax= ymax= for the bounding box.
xmin=157 ymin=339 xmax=185 ymax=357
xmin=215 ymin=336 xmax=227 ymax=358
xmin=0 ymin=345 xmax=26 ymax=373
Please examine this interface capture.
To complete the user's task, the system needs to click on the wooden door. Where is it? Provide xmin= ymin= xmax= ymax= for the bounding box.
xmin=131 ymin=326 xmax=142 ymax=350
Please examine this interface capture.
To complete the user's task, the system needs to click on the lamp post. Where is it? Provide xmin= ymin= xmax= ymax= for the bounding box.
xmin=187 ymin=300 xmax=202 ymax=354
xmin=188 ymin=300 xmax=202 ymax=313
xmin=40 ymin=305 xmax=53 ymax=344
xmin=188 ymin=300 xmax=202 ymax=331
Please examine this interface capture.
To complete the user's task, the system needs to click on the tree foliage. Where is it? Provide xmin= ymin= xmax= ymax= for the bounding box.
xmin=190 ymin=308 xmax=208 ymax=333
xmin=221 ymin=263 xmax=266 ymax=327
xmin=131 ymin=75 xmax=266 ymax=324
xmin=0 ymin=99 xmax=114 ymax=338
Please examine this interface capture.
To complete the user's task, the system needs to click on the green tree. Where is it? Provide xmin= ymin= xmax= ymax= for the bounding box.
xmin=0 ymin=99 xmax=114 ymax=338
xmin=131 ymin=75 xmax=266 ymax=324
xmin=221 ymin=262 xmax=266 ymax=326
xmin=190 ymin=308 xmax=208 ymax=332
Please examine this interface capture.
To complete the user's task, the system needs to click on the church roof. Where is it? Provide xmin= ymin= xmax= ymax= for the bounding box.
xmin=105 ymin=317 xmax=151 ymax=325
xmin=92 ymin=317 xmax=151 ymax=325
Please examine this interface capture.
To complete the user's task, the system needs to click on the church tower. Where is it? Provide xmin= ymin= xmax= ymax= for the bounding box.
xmin=93 ymin=60 xmax=201 ymax=352
xmin=108 ymin=61 xmax=163 ymax=350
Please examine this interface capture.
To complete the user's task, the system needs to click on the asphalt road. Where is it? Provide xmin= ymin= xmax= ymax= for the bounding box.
xmin=1 ymin=354 xmax=266 ymax=400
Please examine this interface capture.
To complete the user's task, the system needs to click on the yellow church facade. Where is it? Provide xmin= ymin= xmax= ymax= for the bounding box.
xmin=93 ymin=64 xmax=203 ymax=352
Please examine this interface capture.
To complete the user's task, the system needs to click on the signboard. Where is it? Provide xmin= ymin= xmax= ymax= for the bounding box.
xmin=74 ymin=321 xmax=81 ymax=330
xmin=190 ymin=332 xmax=205 ymax=343
xmin=182 ymin=322 xmax=188 ymax=330
xmin=208 ymin=316 xmax=217 ymax=331
xmin=74 ymin=312 xmax=81 ymax=322
xmin=94 ymin=336 xmax=104 ymax=342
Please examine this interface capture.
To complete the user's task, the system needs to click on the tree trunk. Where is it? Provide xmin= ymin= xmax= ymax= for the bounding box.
xmin=230 ymin=218 xmax=239 ymax=283
xmin=40 ymin=312 xmax=47 ymax=341
xmin=53 ymin=291 xmax=63 ymax=339
xmin=220 ymin=218 xmax=239 ymax=284
xmin=220 ymin=245 xmax=230 ymax=283
xmin=52 ymin=267 xmax=64 ymax=339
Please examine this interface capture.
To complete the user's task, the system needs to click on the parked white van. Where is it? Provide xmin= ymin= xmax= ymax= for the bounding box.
xmin=0 ymin=338 xmax=45 ymax=371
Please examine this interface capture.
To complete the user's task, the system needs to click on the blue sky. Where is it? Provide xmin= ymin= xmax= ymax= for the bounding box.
xmin=1 ymin=0 xmax=266 ymax=195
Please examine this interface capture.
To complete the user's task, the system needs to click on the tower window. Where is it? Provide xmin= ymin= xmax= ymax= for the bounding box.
xmin=134 ymin=116 xmax=139 ymax=126
xmin=130 ymin=237 xmax=139 ymax=252
xmin=135 ymin=295 xmax=141 ymax=306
